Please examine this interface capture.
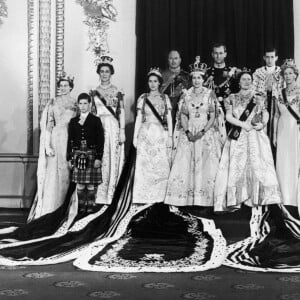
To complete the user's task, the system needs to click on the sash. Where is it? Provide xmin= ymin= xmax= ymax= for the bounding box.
xmin=145 ymin=98 xmax=168 ymax=130
xmin=282 ymin=88 xmax=300 ymax=124
xmin=91 ymin=90 xmax=119 ymax=121
xmin=228 ymin=96 xmax=256 ymax=140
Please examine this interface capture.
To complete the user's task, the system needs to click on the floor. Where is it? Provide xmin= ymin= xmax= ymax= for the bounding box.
xmin=0 ymin=208 xmax=299 ymax=300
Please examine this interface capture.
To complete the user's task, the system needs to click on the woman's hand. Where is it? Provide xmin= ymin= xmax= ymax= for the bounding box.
xmin=253 ymin=122 xmax=264 ymax=131
xmin=186 ymin=131 xmax=196 ymax=142
xmin=45 ymin=146 xmax=55 ymax=157
xmin=119 ymin=129 xmax=126 ymax=144
xmin=242 ymin=122 xmax=253 ymax=132
xmin=194 ymin=130 xmax=205 ymax=141
xmin=167 ymin=136 xmax=173 ymax=149
xmin=133 ymin=137 xmax=137 ymax=148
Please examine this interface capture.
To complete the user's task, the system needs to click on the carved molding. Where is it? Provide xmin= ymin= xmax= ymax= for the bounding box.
xmin=76 ymin=0 xmax=118 ymax=65
xmin=0 ymin=0 xmax=8 ymax=25
xmin=55 ymin=0 xmax=65 ymax=94
xmin=38 ymin=0 xmax=51 ymax=120
xmin=27 ymin=0 xmax=35 ymax=154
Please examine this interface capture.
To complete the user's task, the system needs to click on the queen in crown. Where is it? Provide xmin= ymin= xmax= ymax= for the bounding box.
xmin=28 ymin=72 xmax=77 ymax=221
xmin=164 ymin=56 xmax=222 ymax=208
xmin=91 ymin=56 xmax=125 ymax=205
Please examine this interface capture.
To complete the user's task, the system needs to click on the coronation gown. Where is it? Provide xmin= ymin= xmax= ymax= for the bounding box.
xmin=214 ymin=91 xmax=281 ymax=212
xmin=132 ymin=93 xmax=172 ymax=204
xmin=28 ymin=97 xmax=77 ymax=221
xmin=165 ymin=87 xmax=222 ymax=206
xmin=94 ymin=84 xmax=125 ymax=205
xmin=276 ymin=88 xmax=300 ymax=211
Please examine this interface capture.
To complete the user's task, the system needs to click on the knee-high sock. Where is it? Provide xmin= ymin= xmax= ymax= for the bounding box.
xmin=77 ymin=187 xmax=87 ymax=211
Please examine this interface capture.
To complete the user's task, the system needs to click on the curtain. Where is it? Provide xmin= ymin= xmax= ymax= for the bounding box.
xmin=135 ymin=0 xmax=294 ymax=94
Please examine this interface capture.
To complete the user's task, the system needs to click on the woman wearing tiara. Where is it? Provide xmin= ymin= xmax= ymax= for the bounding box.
xmin=0 ymin=69 xmax=225 ymax=273
xmin=164 ymin=56 xmax=222 ymax=207
xmin=274 ymin=60 xmax=300 ymax=211
xmin=223 ymin=63 xmax=300 ymax=273
xmin=28 ymin=74 xmax=77 ymax=221
xmin=91 ymin=56 xmax=125 ymax=205
xmin=132 ymin=67 xmax=173 ymax=203
xmin=214 ymin=69 xmax=281 ymax=212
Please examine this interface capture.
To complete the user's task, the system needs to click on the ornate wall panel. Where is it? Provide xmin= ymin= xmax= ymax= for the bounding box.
xmin=56 ymin=0 xmax=65 ymax=91
xmin=38 ymin=0 xmax=51 ymax=119
xmin=27 ymin=0 xmax=35 ymax=154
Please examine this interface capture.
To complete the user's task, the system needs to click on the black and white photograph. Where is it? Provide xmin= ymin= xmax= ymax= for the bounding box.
xmin=0 ymin=0 xmax=300 ymax=299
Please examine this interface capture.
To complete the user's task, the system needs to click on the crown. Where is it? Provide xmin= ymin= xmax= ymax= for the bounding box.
xmin=281 ymin=58 xmax=298 ymax=70
xmin=57 ymin=71 xmax=74 ymax=83
xmin=100 ymin=55 xmax=113 ymax=65
xmin=189 ymin=56 xmax=207 ymax=75
xmin=147 ymin=67 xmax=162 ymax=78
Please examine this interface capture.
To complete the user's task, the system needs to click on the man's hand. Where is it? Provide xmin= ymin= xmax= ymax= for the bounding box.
xmin=94 ymin=159 xmax=101 ymax=168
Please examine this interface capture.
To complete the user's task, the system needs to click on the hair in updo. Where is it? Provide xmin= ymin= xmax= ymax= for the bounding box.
xmin=280 ymin=63 xmax=299 ymax=79
xmin=147 ymin=72 xmax=163 ymax=87
xmin=57 ymin=78 xmax=74 ymax=90
xmin=237 ymin=71 xmax=253 ymax=83
xmin=96 ymin=63 xmax=115 ymax=75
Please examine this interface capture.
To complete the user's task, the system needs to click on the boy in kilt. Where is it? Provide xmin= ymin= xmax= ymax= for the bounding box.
xmin=67 ymin=93 xmax=105 ymax=213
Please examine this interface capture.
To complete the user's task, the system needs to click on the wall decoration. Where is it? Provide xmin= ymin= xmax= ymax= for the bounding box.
xmin=56 ymin=0 xmax=65 ymax=93
xmin=38 ymin=0 xmax=51 ymax=119
xmin=76 ymin=0 xmax=118 ymax=65
xmin=27 ymin=0 xmax=35 ymax=154
xmin=0 ymin=0 xmax=7 ymax=25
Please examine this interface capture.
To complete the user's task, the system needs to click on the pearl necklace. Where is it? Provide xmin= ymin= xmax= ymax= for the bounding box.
xmin=99 ymin=83 xmax=112 ymax=90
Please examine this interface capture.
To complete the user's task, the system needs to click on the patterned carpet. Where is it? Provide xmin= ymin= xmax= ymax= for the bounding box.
xmin=0 ymin=209 xmax=300 ymax=300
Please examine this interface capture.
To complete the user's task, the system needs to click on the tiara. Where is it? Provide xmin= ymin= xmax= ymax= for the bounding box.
xmin=281 ymin=58 xmax=298 ymax=70
xmin=189 ymin=56 xmax=207 ymax=75
xmin=235 ymin=67 xmax=251 ymax=76
xmin=100 ymin=55 xmax=114 ymax=65
xmin=147 ymin=67 xmax=162 ymax=77
xmin=57 ymin=71 xmax=74 ymax=83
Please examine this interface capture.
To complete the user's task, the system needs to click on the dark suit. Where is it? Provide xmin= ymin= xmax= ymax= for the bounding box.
xmin=67 ymin=113 xmax=104 ymax=162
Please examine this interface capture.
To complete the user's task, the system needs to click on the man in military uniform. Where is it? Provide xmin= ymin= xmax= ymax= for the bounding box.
xmin=204 ymin=43 xmax=239 ymax=113
xmin=204 ymin=43 xmax=239 ymax=139
xmin=160 ymin=50 xmax=190 ymax=126
xmin=253 ymin=48 xmax=282 ymax=160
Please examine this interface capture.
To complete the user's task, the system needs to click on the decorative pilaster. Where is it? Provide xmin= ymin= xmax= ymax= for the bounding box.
xmin=27 ymin=0 xmax=35 ymax=154
xmin=38 ymin=0 xmax=51 ymax=120
xmin=56 ymin=0 xmax=65 ymax=93
xmin=0 ymin=0 xmax=7 ymax=25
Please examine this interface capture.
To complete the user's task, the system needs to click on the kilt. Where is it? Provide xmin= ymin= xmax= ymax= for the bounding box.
xmin=71 ymin=142 xmax=102 ymax=185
